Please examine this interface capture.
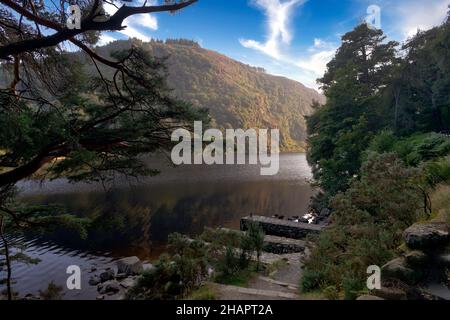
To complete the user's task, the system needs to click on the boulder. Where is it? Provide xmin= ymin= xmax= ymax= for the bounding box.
xmin=120 ymin=277 xmax=137 ymax=289
xmin=406 ymin=287 xmax=446 ymax=301
xmin=88 ymin=275 xmax=101 ymax=286
xmin=404 ymin=222 xmax=449 ymax=250
xmin=405 ymin=251 xmax=429 ymax=268
xmin=382 ymin=257 xmax=419 ymax=284
xmin=116 ymin=256 xmax=143 ymax=276
xmin=115 ymin=273 xmax=128 ymax=280
xmin=98 ymin=280 xmax=121 ymax=295
xmin=356 ymin=295 xmax=384 ymax=300
xmin=99 ymin=269 xmax=115 ymax=283
xmin=372 ymin=287 xmax=407 ymax=300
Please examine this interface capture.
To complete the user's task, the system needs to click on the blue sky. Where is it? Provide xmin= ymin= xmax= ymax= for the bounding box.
xmin=100 ymin=0 xmax=450 ymax=90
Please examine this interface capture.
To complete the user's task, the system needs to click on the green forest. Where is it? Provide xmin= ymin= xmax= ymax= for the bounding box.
xmin=303 ymin=16 xmax=450 ymax=299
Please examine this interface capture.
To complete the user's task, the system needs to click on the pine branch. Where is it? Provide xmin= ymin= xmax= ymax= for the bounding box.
xmin=0 ymin=0 xmax=198 ymax=59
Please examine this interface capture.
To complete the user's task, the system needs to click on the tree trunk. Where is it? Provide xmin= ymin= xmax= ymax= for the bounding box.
xmin=0 ymin=151 xmax=55 ymax=188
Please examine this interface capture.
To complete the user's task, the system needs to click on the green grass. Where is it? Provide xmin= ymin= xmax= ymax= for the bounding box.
xmin=185 ymin=285 xmax=217 ymax=300
xmin=430 ymin=184 xmax=450 ymax=223
xmin=215 ymin=269 xmax=255 ymax=287
xmin=297 ymin=289 xmax=328 ymax=300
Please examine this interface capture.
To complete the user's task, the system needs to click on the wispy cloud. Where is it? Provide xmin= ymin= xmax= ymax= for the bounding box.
xmin=393 ymin=0 xmax=449 ymax=39
xmin=296 ymin=39 xmax=337 ymax=78
xmin=239 ymin=0 xmax=337 ymax=90
xmin=240 ymin=0 xmax=449 ymax=90
xmin=240 ymin=0 xmax=305 ymax=59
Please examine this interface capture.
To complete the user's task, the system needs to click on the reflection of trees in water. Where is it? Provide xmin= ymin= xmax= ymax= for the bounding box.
xmin=22 ymin=180 xmax=312 ymax=259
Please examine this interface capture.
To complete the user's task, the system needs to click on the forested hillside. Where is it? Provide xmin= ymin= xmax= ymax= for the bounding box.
xmin=94 ymin=39 xmax=325 ymax=151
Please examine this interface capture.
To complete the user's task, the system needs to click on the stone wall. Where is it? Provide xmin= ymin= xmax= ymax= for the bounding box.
xmin=240 ymin=216 xmax=323 ymax=240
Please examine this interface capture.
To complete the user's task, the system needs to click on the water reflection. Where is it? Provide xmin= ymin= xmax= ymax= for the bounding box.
xmin=3 ymin=153 xmax=313 ymax=299
xmin=20 ymin=153 xmax=313 ymax=260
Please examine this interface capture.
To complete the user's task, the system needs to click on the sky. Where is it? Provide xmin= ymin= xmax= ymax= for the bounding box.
xmin=99 ymin=0 xmax=450 ymax=90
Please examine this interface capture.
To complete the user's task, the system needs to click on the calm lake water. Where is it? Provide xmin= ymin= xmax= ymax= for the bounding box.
xmin=2 ymin=153 xmax=313 ymax=299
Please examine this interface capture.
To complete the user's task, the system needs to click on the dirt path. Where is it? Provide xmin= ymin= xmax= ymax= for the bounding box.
xmin=213 ymin=252 xmax=303 ymax=300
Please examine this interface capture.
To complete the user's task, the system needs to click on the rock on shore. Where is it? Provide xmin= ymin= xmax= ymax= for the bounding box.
xmin=404 ymin=222 xmax=449 ymax=250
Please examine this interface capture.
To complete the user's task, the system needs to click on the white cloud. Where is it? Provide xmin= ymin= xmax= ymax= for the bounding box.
xmin=297 ymin=39 xmax=337 ymax=76
xmin=240 ymin=0 xmax=337 ymax=90
xmin=368 ymin=0 xmax=449 ymax=39
xmin=240 ymin=0 xmax=448 ymax=90
xmin=131 ymin=13 xmax=158 ymax=31
xmin=394 ymin=0 xmax=448 ymax=39
xmin=297 ymin=49 xmax=336 ymax=78
xmin=240 ymin=0 xmax=305 ymax=59
xmin=98 ymin=34 xmax=116 ymax=46
xmin=119 ymin=26 xmax=152 ymax=42
xmin=103 ymin=0 xmax=158 ymax=42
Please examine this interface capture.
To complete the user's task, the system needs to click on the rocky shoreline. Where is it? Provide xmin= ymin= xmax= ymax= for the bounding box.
xmin=87 ymin=256 xmax=154 ymax=300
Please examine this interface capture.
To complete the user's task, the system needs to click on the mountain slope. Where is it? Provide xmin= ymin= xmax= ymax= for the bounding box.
xmin=97 ymin=39 xmax=325 ymax=151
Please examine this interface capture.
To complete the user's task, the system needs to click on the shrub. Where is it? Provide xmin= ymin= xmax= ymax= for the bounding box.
xmin=323 ymin=286 xmax=340 ymax=300
xmin=302 ymin=153 xmax=424 ymax=297
xmin=368 ymin=132 xmax=450 ymax=166
xmin=187 ymin=285 xmax=217 ymax=300
xmin=127 ymin=235 xmax=209 ymax=300
xmin=200 ymin=228 xmax=242 ymax=248
xmin=215 ymin=246 xmax=240 ymax=281
xmin=301 ymin=269 xmax=327 ymax=292
xmin=342 ymin=274 xmax=363 ymax=300
xmin=239 ymin=222 xmax=264 ymax=270
xmin=128 ymin=226 xmax=266 ymax=299
xmin=39 ymin=281 xmax=63 ymax=300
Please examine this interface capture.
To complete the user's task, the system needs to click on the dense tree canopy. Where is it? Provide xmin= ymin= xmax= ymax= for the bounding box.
xmin=394 ymin=20 xmax=450 ymax=133
xmin=303 ymin=12 xmax=450 ymax=298
xmin=307 ymin=17 xmax=450 ymax=202
xmin=0 ymin=0 xmax=204 ymax=193
xmin=0 ymin=1 xmax=204 ymax=299
xmin=307 ymin=23 xmax=400 ymax=197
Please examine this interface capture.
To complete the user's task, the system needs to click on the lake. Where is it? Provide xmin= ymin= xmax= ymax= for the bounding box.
xmin=2 ymin=153 xmax=314 ymax=299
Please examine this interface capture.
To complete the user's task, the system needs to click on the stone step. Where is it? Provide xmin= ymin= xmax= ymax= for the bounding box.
xmin=258 ymin=252 xmax=302 ymax=266
xmin=186 ymin=234 xmax=303 ymax=266
xmin=241 ymin=216 xmax=323 ymax=240
xmin=209 ymin=283 xmax=299 ymax=300
xmin=257 ymin=276 xmax=299 ymax=291
xmin=218 ymin=228 xmax=306 ymax=254
xmin=264 ymin=235 xmax=306 ymax=254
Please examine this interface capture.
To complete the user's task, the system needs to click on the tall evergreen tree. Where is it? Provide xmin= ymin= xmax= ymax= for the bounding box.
xmin=307 ymin=23 xmax=399 ymax=200
xmin=393 ymin=16 xmax=450 ymax=133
